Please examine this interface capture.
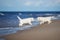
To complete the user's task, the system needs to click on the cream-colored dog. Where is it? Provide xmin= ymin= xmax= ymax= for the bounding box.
xmin=17 ymin=16 xmax=34 ymax=26
xmin=37 ymin=16 xmax=54 ymax=24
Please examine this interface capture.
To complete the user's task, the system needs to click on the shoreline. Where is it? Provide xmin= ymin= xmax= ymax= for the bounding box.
xmin=0 ymin=20 xmax=60 ymax=40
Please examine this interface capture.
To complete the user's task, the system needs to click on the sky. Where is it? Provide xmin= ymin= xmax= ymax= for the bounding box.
xmin=0 ymin=0 xmax=60 ymax=11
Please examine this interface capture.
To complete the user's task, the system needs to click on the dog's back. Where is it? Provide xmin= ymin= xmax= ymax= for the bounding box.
xmin=37 ymin=16 xmax=53 ymax=20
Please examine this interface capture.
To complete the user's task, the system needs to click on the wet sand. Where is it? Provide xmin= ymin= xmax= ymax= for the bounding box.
xmin=0 ymin=20 xmax=60 ymax=40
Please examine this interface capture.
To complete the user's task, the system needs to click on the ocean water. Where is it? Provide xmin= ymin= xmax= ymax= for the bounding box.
xmin=0 ymin=12 xmax=60 ymax=36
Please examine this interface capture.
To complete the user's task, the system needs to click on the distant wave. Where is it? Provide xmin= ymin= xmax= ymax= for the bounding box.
xmin=0 ymin=13 xmax=5 ymax=16
xmin=44 ymin=13 xmax=54 ymax=15
xmin=57 ymin=15 xmax=60 ymax=17
xmin=42 ymin=14 xmax=60 ymax=20
xmin=52 ymin=14 xmax=60 ymax=20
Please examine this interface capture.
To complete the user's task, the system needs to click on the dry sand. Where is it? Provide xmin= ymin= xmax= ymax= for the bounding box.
xmin=0 ymin=20 xmax=60 ymax=40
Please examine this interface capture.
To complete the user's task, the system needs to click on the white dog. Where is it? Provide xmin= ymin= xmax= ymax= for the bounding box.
xmin=17 ymin=16 xmax=34 ymax=26
xmin=37 ymin=16 xmax=54 ymax=24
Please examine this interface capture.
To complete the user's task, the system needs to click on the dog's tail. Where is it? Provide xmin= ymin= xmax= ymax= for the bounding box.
xmin=17 ymin=16 xmax=22 ymax=20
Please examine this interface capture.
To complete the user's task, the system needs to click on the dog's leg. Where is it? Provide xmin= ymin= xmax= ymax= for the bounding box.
xmin=19 ymin=23 xmax=23 ymax=26
xmin=48 ymin=20 xmax=52 ymax=24
xmin=40 ymin=21 xmax=44 ymax=24
xmin=29 ymin=22 xmax=32 ymax=25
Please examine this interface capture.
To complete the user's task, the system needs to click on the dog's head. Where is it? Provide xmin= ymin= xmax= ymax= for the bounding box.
xmin=37 ymin=17 xmax=42 ymax=20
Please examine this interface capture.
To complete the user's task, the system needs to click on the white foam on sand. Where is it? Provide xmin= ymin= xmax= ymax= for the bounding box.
xmin=0 ymin=20 xmax=39 ymax=36
xmin=0 ymin=38 xmax=5 ymax=40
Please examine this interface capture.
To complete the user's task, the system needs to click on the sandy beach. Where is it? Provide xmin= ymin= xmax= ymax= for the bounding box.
xmin=0 ymin=20 xmax=60 ymax=40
